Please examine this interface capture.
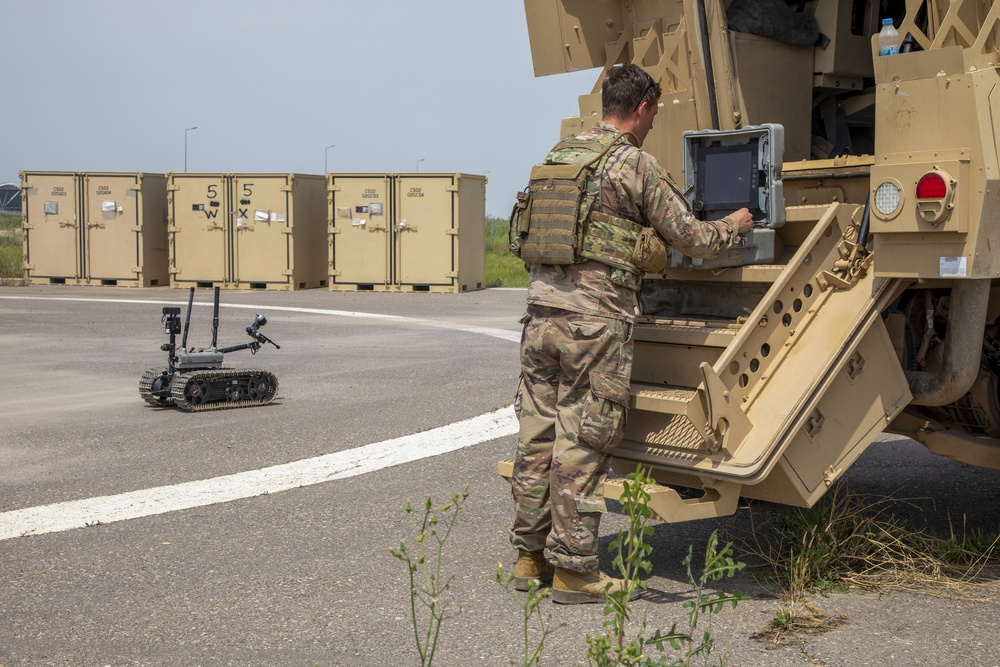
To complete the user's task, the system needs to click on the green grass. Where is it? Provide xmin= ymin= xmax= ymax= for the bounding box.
xmin=485 ymin=215 xmax=528 ymax=288
xmin=0 ymin=213 xmax=20 ymax=231
xmin=0 ymin=214 xmax=23 ymax=281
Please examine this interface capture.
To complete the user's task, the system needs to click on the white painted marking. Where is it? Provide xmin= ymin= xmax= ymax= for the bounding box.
xmin=0 ymin=407 xmax=517 ymax=541
xmin=0 ymin=295 xmax=521 ymax=342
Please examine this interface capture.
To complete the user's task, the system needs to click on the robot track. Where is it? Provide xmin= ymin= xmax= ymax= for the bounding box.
xmin=139 ymin=367 xmax=174 ymax=407
xmin=170 ymin=368 xmax=279 ymax=412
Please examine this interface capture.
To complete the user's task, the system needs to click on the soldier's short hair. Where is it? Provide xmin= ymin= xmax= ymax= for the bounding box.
xmin=602 ymin=64 xmax=662 ymax=118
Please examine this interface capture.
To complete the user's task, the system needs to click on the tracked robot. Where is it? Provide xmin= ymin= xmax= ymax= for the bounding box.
xmin=139 ymin=287 xmax=280 ymax=411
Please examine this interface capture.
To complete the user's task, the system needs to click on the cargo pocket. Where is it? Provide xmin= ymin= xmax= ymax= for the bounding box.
xmin=572 ymin=489 xmax=608 ymax=556
xmin=578 ymin=370 xmax=630 ymax=454
xmin=568 ymin=320 xmax=607 ymax=340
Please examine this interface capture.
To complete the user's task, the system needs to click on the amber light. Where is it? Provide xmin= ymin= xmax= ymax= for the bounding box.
xmin=916 ymin=172 xmax=947 ymax=199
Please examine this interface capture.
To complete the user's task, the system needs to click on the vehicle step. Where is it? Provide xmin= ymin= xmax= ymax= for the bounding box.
xmin=634 ymin=320 xmax=739 ymax=348
xmin=629 ymin=382 xmax=697 ymax=414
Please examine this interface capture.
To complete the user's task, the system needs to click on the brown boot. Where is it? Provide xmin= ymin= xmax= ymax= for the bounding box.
xmin=551 ymin=567 xmax=641 ymax=605
xmin=512 ymin=550 xmax=554 ymax=591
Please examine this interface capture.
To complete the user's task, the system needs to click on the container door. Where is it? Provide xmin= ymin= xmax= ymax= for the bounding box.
xmin=232 ymin=175 xmax=291 ymax=286
xmin=330 ymin=175 xmax=391 ymax=286
xmin=168 ymin=174 xmax=230 ymax=285
xmin=22 ymin=173 xmax=82 ymax=280
xmin=84 ymin=173 xmax=140 ymax=282
xmin=395 ymin=175 xmax=455 ymax=287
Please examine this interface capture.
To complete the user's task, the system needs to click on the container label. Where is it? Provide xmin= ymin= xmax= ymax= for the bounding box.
xmin=940 ymin=256 xmax=967 ymax=277
xmin=355 ymin=205 xmax=369 ymax=213
xmin=96 ymin=185 xmax=113 ymax=195
xmin=50 ymin=186 xmax=67 ymax=197
xmin=362 ymin=188 xmax=379 ymax=199
xmin=407 ymin=187 xmax=424 ymax=198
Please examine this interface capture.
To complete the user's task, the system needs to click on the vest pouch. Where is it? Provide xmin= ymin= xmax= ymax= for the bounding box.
xmin=633 ymin=226 xmax=668 ymax=274
xmin=508 ymin=191 xmax=529 ymax=257
xmin=519 ymin=162 xmax=589 ymax=265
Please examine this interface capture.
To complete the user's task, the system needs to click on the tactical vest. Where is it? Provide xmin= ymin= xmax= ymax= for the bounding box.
xmin=509 ymin=131 xmax=665 ymax=292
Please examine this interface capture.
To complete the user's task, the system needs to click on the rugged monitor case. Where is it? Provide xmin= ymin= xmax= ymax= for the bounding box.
xmin=669 ymin=124 xmax=784 ymax=270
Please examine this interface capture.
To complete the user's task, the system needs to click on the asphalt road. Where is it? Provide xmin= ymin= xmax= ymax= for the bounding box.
xmin=1 ymin=285 xmax=998 ymax=667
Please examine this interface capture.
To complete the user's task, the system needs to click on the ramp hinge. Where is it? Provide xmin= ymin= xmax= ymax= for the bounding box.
xmin=805 ymin=408 xmax=826 ymax=440
xmin=846 ymin=351 xmax=866 ymax=382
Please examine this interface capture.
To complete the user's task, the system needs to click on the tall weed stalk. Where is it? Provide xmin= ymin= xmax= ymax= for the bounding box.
xmin=389 ymin=488 xmax=468 ymax=667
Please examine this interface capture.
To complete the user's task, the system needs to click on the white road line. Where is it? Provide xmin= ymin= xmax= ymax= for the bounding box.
xmin=0 ymin=294 xmax=523 ymax=540
xmin=0 ymin=295 xmax=521 ymax=342
xmin=0 ymin=407 xmax=517 ymax=541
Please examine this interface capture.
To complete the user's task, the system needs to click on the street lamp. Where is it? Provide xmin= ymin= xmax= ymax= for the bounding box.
xmin=416 ymin=158 xmax=425 ymax=173
xmin=324 ymin=144 xmax=336 ymax=173
xmin=184 ymin=126 xmax=197 ymax=172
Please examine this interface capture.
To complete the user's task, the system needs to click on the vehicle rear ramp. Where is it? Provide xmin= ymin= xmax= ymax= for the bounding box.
xmin=607 ymin=203 xmax=912 ymax=522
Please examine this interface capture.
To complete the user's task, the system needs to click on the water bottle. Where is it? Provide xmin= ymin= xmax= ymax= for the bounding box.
xmin=879 ymin=18 xmax=900 ymax=56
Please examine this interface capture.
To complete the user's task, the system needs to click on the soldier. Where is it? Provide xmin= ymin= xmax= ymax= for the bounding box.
xmin=509 ymin=63 xmax=753 ymax=604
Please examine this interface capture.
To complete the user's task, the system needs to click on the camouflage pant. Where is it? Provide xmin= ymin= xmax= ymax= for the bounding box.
xmin=509 ymin=305 xmax=633 ymax=573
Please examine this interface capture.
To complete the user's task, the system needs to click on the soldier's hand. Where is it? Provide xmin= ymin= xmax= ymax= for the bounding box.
xmin=730 ymin=208 xmax=753 ymax=235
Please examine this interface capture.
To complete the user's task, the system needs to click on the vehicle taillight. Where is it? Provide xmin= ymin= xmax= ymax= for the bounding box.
xmin=914 ymin=168 xmax=955 ymax=224
xmin=916 ymin=172 xmax=947 ymax=199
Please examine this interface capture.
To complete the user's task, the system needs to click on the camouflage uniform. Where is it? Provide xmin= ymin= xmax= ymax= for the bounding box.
xmin=510 ymin=121 xmax=742 ymax=573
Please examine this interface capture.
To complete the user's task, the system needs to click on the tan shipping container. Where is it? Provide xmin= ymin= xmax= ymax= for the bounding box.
xmin=20 ymin=171 xmax=85 ymax=285
xmin=21 ymin=171 xmax=167 ymax=287
xmin=166 ymin=173 xmax=229 ymax=287
xmin=82 ymin=172 xmax=168 ymax=287
xmin=328 ymin=173 xmax=485 ymax=293
xmin=168 ymin=173 xmax=327 ymax=290
xmin=328 ymin=174 xmax=392 ymax=289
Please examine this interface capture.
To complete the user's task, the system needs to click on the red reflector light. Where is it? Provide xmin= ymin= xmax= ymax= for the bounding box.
xmin=916 ymin=172 xmax=947 ymax=199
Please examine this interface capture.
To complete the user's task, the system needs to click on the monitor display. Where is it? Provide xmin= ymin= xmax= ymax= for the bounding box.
xmin=694 ymin=142 xmax=760 ymax=217
xmin=703 ymin=151 xmax=754 ymax=208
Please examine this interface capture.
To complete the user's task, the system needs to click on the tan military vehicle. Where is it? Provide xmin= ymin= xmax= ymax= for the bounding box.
xmin=501 ymin=0 xmax=1000 ymax=523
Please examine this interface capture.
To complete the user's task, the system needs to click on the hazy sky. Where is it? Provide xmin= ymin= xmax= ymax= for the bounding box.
xmin=3 ymin=1 xmax=599 ymax=217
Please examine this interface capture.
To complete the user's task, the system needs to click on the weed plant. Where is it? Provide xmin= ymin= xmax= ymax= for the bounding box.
xmin=496 ymin=567 xmax=550 ymax=666
xmin=583 ymin=468 xmax=750 ymax=666
xmin=389 ymin=488 xmax=469 ymax=667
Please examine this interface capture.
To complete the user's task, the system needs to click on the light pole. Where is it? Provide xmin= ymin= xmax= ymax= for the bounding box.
xmin=184 ymin=126 xmax=197 ymax=172
xmin=416 ymin=158 xmax=425 ymax=173
xmin=324 ymin=144 xmax=336 ymax=173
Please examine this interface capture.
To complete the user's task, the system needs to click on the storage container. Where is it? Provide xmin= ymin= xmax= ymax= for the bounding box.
xmin=328 ymin=173 xmax=485 ymax=293
xmin=82 ymin=172 xmax=168 ymax=286
xmin=20 ymin=171 xmax=84 ymax=285
xmin=168 ymin=173 xmax=327 ymax=290
xmin=22 ymin=171 xmax=169 ymax=286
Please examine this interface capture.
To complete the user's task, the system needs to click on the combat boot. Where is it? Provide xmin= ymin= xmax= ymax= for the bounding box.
xmin=512 ymin=550 xmax=554 ymax=591
xmin=551 ymin=567 xmax=640 ymax=605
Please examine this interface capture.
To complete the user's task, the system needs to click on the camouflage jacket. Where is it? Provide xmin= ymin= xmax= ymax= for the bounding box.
xmin=527 ymin=121 xmax=741 ymax=321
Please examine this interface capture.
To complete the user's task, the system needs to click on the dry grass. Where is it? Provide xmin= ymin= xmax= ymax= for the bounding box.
xmin=734 ymin=486 xmax=1000 ymax=645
